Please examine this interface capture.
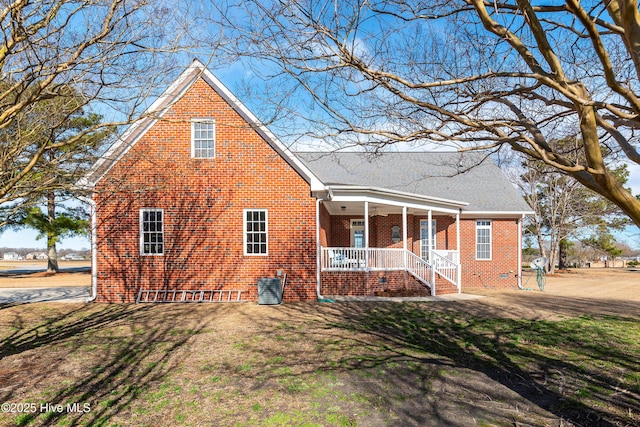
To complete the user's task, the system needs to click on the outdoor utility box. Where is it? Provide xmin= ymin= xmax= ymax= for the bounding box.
xmin=257 ymin=278 xmax=283 ymax=305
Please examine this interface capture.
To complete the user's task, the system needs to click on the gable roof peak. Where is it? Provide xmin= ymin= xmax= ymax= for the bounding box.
xmin=82 ymin=60 xmax=323 ymax=191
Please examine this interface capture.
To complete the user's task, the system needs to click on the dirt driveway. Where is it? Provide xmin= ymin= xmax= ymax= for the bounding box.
xmin=0 ymin=261 xmax=90 ymax=288
xmin=461 ymin=268 xmax=640 ymax=319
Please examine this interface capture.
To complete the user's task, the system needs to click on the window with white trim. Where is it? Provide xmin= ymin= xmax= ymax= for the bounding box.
xmin=476 ymin=220 xmax=492 ymax=260
xmin=191 ymin=119 xmax=215 ymax=158
xmin=420 ymin=219 xmax=436 ymax=260
xmin=244 ymin=209 xmax=268 ymax=255
xmin=140 ymin=209 xmax=164 ymax=255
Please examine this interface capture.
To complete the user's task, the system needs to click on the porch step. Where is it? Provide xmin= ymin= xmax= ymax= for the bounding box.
xmin=433 ymin=283 xmax=459 ymax=295
xmin=136 ymin=289 xmax=246 ymax=303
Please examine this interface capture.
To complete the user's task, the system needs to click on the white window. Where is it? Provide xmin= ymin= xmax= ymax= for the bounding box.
xmin=244 ymin=209 xmax=268 ymax=255
xmin=191 ymin=119 xmax=215 ymax=158
xmin=350 ymin=219 xmax=365 ymax=248
xmin=140 ymin=209 xmax=164 ymax=255
xmin=420 ymin=219 xmax=436 ymax=260
xmin=476 ymin=220 xmax=492 ymax=260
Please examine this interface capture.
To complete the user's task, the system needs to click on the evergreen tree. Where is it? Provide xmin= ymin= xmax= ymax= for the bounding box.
xmin=9 ymin=88 xmax=111 ymax=272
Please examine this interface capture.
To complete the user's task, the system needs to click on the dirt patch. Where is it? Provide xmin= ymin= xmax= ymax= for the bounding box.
xmin=373 ymin=288 xmax=430 ymax=297
xmin=462 ymin=268 xmax=640 ymax=320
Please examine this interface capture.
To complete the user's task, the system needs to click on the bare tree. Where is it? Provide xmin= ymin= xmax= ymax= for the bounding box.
xmin=207 ymin=0 xmax=640 ymax=226
xmin=0 ymin=0 xmax=198 ymax=226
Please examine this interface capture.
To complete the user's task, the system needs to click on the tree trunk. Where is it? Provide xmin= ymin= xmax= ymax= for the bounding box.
xmin=558 ymin=238 xmax=569 ymax=270
xmin=547 ymin=245 xmax=557 ymax=274
xmin=535 ymin=231 xmax=555 ymax=273
xmin=47 ymin=192 xmax=59 ymax=273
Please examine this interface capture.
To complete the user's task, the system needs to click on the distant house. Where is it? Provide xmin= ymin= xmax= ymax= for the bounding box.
xmin=61 ymin=253 xmax=85 ymax=261
xmin=25 ymin=252 xmax=48 ymax=260
xmin=82 ymin=60 xmax=533 ymax=303
xmin=3 ymin=252 xmax=23 ymax=261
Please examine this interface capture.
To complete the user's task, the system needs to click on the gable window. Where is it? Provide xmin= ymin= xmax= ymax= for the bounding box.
xmin=476 ymin=220 xmax=492 ymax=260
xmin=244 ymin=209 xmax=268 ymax=255
xmin=141 ymin=209 xmax=164 ymax=255
xmin=191 ymin=119 xmax=215 ymax=158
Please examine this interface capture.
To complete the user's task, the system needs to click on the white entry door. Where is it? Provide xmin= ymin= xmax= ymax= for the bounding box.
xmin=350 ymin=219 xmax=365 ymax=248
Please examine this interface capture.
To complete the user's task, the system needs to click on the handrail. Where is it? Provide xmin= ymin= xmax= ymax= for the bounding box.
xmin=405 ymin=251 xmax=434 ymax=292
xmin=431 ymin=250 xmax=460 ymax=289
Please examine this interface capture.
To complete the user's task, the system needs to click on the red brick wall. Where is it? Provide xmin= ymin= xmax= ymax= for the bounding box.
xmin=319 ymin=204 xmax=331 ymax=247
xmin=94 ymin=78 xmax=317 ymax=302
xmin=459 ymin=218 xmax=520 ymax=290
xmin=320 ymin=270 xmax=459 ymax=296
xmin=324 ymin=213 xmax=457 ymax=252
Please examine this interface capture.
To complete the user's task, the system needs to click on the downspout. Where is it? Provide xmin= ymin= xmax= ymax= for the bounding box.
xmin=316 ymin=197 xmax=323 ymax=300
xmin=79 ymin=195 xmax=98 ymax=302
xmin=427 ymin=210 xmax=432 ymax=264
xmin=456 ymin=210 xmax=461 ymax=294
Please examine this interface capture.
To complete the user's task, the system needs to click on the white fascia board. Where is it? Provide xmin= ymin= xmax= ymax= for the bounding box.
xmin=198 ymin=66 xmax=324 ymax=192
xmin=327 ymin=186 xmax=465 ymax=214
xmin=84 ymin=62 xmax=203 ymax=188
xmin=461 ymin=210 xmax=535 ymax=218
xmin=328 ymin=186 xmax=468 ymax=208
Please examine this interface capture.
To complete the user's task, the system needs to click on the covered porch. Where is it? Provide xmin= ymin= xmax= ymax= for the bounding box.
xmin=317 ymin=188 xmax=468 ymax=296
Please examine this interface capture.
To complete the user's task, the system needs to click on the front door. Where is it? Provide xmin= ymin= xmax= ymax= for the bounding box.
xmin=350 ymin=219 xmax=365 ymax=248
xmin=420 ymin=219 xmax=436 ymax=260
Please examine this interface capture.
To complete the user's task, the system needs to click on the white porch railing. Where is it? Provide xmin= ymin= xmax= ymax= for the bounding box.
xmin=322 ymin=247 xmax=368 ymax=270
xmin=322 ymin=247 xmax=411 ymax=271
xmin=431 ymin=250 xmax=460 ymax=290
xmin=405 ymin=251 xmax=435 ymax=293
xmin=433 ymin=249 xmax=459 ymax=264
xmin=368 ymin=248 xmax=406 ymax=270
xmin=321 ymin=247 xmax=460 ymax=294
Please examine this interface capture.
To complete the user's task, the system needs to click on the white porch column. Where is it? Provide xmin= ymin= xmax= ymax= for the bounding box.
xmin=427 ymin=210 xmax=432 ymax=263
xmin=402 ymin=206 xmax=407 ymax=268
xmin=364 ymin=201 xmax=369 ymax=268
xmin=456 ymin=210 xmax=461 ymax=254
xmin=316 ymin=198 xmax=323 ymax=299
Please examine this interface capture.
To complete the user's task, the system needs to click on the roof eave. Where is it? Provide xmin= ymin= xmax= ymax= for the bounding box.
xmin=198 ymin=66 xmax=324 ymax=191
xmin=324 ymin=185 xmax=469 ymax=210
xmin=461 ymin=210 xmax=535 ymax=218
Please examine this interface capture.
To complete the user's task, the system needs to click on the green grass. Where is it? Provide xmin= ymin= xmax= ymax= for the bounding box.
xmin=0 ymin=302 xmax=637 ymax=426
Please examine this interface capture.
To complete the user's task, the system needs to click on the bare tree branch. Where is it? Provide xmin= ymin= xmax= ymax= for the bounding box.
xmin=201 ymin=0 xmax=640 ymax=225
xmin=0 ymin=0 xmax=204 ymax=223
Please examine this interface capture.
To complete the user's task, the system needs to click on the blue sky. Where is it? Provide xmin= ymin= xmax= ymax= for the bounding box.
xmin=2 ymin=24 xmax=640 ymax=252
xmin=1 ymin=57 xmax=640 ymax=251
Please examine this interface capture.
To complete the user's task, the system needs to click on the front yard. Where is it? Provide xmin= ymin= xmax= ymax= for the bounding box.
xmin=0 ymin=274 xmax=638 ymax=427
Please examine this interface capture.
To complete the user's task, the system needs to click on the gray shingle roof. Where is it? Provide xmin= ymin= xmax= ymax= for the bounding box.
xmin=296 ymin=151 xmax=532 ymax=213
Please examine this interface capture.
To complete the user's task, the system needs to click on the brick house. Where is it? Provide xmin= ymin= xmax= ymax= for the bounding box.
xmin=82 ymin=60 xmax=532 ymax=303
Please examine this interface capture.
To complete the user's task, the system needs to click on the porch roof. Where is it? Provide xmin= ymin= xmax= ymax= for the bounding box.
xmin=296 ymin=151 xmax=533 ymax=214
xmin=324 ymin=186 xmax=465 ymax=215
